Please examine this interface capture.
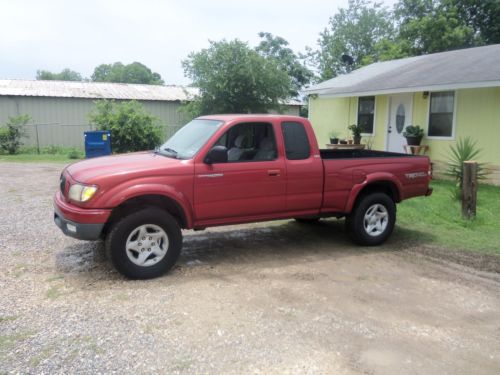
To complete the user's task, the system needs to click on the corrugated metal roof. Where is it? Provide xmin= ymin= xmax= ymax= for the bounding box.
xmin=304 ymin=44 xmax=500 ymax=97
xmin=0 ymin=79 xmax=303 ymax=105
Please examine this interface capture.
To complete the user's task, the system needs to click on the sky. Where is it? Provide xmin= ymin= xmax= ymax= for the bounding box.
xmin=0 ymin=0 xmax=398 ymax=85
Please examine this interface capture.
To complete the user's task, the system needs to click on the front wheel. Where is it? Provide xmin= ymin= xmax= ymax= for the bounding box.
xmin=105 ymin=208 xmax=182 ymax=279
xmin=346 ymin=192 xmax=396 ymax=246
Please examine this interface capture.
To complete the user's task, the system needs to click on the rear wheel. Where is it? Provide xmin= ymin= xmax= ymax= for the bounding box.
xmin=105 ymin=208 xmax=182 ymax=279
xmin=346 ymin=192 xmax=396 ymax=246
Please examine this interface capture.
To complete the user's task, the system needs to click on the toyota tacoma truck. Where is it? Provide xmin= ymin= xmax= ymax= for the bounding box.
xmin=54 ymin=115 xmax=432 ymax=279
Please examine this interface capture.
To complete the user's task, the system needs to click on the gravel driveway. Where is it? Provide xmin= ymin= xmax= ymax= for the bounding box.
xmin=0 ymin=162 xmax=499 ymax=374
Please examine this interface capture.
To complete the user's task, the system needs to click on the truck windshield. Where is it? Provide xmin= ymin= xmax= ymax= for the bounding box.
xmin=157 ymin=119 xmax=224 ymax=159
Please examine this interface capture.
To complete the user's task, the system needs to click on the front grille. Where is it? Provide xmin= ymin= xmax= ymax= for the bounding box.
xmin=60 ymin=174 xmax=67 ymax=196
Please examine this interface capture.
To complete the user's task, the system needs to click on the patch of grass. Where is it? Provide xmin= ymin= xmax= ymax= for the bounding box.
xmin=0 ymin=316 xmax=18 ymax=323
xmin=45 ymin=285 xmax=61 ymax=299
xmin=29 ymin=345 xmax=54 ymax=367
xmin=397 ymin=179 xmax=500 ymax=255
xmin=0 ymin=154 xmax=78 ymax=163
xmin=0 ymin=331 xmax=33 ymax=350
xmin=46 ymin=275 xmax=64 ymax=282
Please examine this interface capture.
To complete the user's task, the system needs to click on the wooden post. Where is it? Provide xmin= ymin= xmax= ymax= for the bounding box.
xmin=462 ymin=161 xmax=477 ymax=219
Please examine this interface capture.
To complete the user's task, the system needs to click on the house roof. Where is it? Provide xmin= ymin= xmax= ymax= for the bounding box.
xmin=304 ymin=44 xmax=500 ymax=97
xmin=0 ymin=79 xmax=303 ymax=105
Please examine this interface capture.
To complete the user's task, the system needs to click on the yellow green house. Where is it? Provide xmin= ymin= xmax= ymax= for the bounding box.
xmin=304 ymin=44 xmax=500 ymax=185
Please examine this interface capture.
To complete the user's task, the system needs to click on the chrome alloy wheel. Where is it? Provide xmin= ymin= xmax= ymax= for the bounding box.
xmin=363 ymin=203 xmax=389 ymax=237
xmin=125 ymin=224 xmax=169 ymax=267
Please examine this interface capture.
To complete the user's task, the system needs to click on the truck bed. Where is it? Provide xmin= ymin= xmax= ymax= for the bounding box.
xmin=320 ymin=149 xmax=415 ymax=159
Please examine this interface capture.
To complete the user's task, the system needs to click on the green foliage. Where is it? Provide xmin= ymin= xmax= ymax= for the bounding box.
xmin=68 ymin=148 xmax=83 ymax=159
xmin=313 ymin=0 xmax=393 ymax=80
xmin=445 ymin=137 xmax=488 ymax=199
xmin=395 ymin=0 xmax=477 ymax=55
xmin=36 ymin=68 xmax=83 ymax=81
xmin=348 ymin=124 xmax=362 ymax=137
xmin=0 ymin=115 xmax=30 ymax=154
xmin=91 ymin=62 xmax=164 ymax=85
xmin=449 ymin=0 xmax=500 ymax=44
xmin=89 ymin=100 xmax=163 ymax=153
xmin=255 ymin=32 xmax=314 ymax=97
xmin=182 ymin=39 xmax=292 ymax=116
xmin=403 ymin=125 xmax=424 ymax=137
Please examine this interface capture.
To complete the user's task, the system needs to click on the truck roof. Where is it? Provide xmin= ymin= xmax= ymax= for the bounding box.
xmin=198 ymin=114 xmax=307 ymax=122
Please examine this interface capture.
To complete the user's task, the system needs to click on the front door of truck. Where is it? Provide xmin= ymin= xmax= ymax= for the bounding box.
xmin=193 ymin=121 xmax=286 ymax=223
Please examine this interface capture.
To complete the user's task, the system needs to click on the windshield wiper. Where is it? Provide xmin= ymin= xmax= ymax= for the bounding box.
xmin=155 ymin=146 xmax=179 ymax=159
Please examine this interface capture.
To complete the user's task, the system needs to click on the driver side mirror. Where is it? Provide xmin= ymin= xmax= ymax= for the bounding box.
xmin=204 ymin=146 xmax=228 ymax=164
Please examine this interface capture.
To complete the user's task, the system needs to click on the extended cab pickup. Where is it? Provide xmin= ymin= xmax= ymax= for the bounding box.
xmin=54 ymin=115 xmax=432 ymax=279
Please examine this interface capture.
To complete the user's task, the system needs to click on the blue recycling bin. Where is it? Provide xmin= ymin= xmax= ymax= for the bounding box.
xmin=84 ymin=130 xmax=112 ymax=158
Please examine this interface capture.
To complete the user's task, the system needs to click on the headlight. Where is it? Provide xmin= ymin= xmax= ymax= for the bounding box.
xmin=68 ymin=183 xmax=98 ymax=202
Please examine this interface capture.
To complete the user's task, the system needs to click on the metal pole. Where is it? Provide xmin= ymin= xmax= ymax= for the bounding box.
xmin=35 ymin=124 xmax=40 ymax=154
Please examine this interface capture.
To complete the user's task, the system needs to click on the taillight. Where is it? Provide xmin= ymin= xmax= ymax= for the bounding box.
xmin=428 ymin=162 xmax=434 ymax=179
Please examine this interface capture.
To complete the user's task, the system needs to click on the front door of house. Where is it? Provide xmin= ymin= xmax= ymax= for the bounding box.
xmin=387 ymin=93 xmax=413 ymax=153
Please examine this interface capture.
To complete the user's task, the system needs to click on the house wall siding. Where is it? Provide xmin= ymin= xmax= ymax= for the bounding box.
xmin=309 ymin=87 xmax=500 ymax=184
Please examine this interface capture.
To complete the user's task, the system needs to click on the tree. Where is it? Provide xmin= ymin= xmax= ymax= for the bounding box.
xmin=91 ymin=62 xmax=164 ymax=85
xmin=394 ymin=0 xmax=477 ymax=55
xmin=447 ymin=0 xmax=500 ymax=44
xmin=182 ymin=39 xmax=292 ymax=116
xmin=36 ymin=68 xmax=83 ymax=81
xmin=255 ymin=32 xmax=314 ymax=97
xmin=89 ymin=100 xmax=163 ymax=153
xmin=314 ymin=0 xmax=393 ymax=80
xmin=0 ymin=115 xmax=30 ymax=154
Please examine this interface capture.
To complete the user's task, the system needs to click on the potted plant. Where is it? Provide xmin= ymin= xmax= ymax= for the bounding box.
xmin=329 ymin=131 xmax=340 ymax=145
xmin=403 ymin=125 xmax=424 ymax=146
xmin=348 ymin=124 xmax=362 ymax=145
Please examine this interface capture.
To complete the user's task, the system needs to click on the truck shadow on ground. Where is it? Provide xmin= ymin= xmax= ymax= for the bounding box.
xmin=55 ymin=218 xmax=437 ymax=280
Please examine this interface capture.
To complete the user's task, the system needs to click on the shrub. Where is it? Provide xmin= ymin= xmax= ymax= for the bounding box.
xmin=0 ymin=115 xmax=30 ymax=154
xmin=403 ymin=125 xmax=424 ymax=137
xmin=445 ymin=137 xmax=488 ymax=199
xmin=67 ymin=148 xmax=83 ymax=159
xmin=89 ymin=100 xmax=163 ymax=153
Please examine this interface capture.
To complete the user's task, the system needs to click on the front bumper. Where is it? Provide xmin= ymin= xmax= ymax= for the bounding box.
xmin=54 ymin=192 xmax=111 ymax=241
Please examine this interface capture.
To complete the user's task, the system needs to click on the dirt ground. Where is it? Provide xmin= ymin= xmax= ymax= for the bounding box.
xmin=0 ymin=162 xmax=499 ymax=374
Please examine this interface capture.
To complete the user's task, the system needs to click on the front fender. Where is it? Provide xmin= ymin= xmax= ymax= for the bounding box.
xmin=94 ymin=182 xmax=194 ymax=228
xmin=344 ymin=172 xmax=403 ymax=213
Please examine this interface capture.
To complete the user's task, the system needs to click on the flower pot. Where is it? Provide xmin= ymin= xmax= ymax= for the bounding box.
xmin=347 ymin=140 xmax=353 ymax=145
xmin=406 ymin=135 xmax=423 ymax=146
xmin=339 ymin=140 xmax=348 ymax=145
xmin=330 ymin=137 xmax=339 ymax=144
xmin=353 ymin=135 xmax=361 ymax=145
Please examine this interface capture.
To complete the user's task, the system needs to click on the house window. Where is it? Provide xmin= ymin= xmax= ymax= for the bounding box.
xmin=428 ymin=91 xmax=455 ymax=137
xmin=357 ymin=96 xmax=375 ymax=134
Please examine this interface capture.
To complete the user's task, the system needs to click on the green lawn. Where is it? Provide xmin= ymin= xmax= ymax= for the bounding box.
xmin=397 ymin=179 xmax=500 ymax=255
xmin=0 ymin=154 xmax=81 ymax=163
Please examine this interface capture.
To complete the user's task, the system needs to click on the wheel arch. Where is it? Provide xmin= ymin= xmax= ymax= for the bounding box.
xmin=102 ymin=194 xmax=189 ymax=238
xmin=345 ymin=178 xmax=401 ymax=213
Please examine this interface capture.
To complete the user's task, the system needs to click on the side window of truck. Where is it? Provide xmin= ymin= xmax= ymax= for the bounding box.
xmin=214 ymin=122 xmax=278 ymax=162
xmin=281 ymin=122 xmax=311 ymax=160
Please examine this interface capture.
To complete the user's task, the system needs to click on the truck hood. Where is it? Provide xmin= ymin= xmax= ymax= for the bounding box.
xmin=66 ymin=152 xmax=188 ymax=183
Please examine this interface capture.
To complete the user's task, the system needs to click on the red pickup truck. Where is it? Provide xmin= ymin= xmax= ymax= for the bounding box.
xmin=54 ymin=115 xmax=432 ymax=279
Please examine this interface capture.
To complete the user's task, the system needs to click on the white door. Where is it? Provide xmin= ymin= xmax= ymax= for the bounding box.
xmin=387 ymin=93 xmax=413 ymax=153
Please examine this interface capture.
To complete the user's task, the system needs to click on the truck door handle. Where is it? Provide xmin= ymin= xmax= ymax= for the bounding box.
xmin=268 ymin=170 xmax=280 ymax=176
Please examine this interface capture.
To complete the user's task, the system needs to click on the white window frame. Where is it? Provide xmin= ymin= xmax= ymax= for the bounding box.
xmin=426 ymin=90 xmax=458 ymax=140
xmin=356 ymin=96 xmax=376 ymax=136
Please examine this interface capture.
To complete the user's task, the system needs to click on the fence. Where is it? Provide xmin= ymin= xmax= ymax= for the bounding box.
xmin=20 ymin=123 xmax=184 ymax=152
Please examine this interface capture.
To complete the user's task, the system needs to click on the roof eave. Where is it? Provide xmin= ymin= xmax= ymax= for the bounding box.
xmin=306 ymin=80 xmax=500 ymax=98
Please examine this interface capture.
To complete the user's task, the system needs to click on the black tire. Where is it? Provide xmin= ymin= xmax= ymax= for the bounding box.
xmin=105 ymin=208 xmax=182 ymax=279
xmin=294 ymin=217 xmax=320 ymax=224
xmin=346 ymin=192 xmax=396 ymax=246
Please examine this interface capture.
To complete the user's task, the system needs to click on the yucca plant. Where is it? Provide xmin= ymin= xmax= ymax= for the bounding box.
xmin=445 ymin=137 xmax=488 ymax=199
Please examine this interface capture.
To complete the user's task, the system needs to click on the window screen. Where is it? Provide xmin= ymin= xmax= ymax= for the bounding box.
xmin=357 ymin=96 xmax=375 ymax=134
xmin=281 ymin=122 xmax=310 ymax=160
xmin=428 ymin=91 xmax=455 ymax=137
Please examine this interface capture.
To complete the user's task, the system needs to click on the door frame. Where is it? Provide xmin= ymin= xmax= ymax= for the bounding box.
xmin=385 ymin=93 xmax=414 ymax=152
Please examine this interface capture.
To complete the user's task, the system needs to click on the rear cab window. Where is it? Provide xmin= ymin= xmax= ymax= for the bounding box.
xmin=281 ymin=121 xmax=311 ymax=160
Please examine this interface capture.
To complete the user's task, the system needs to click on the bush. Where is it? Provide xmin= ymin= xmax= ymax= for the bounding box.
xmin=0 ymin=115 xmax=30 ymax=154
xmin=89 ymin=100 xmax=163 ymax=153
xmin=67 ymin=148 xmax=83 ymax=159
xmin=445 ymin=137 xmax=488 ymax=199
